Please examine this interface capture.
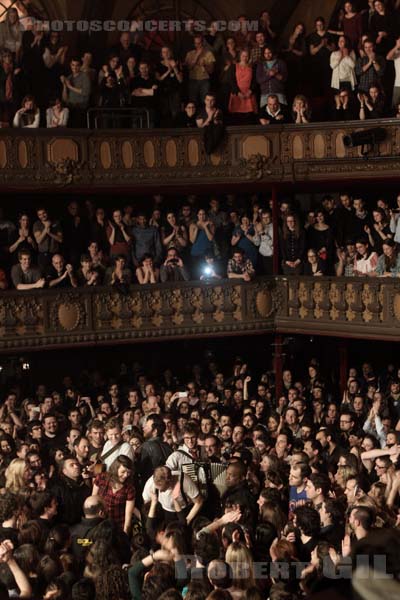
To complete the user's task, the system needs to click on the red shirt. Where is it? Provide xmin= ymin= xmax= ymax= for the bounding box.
xmin=94 ymin=472 xmax=135 ymax=531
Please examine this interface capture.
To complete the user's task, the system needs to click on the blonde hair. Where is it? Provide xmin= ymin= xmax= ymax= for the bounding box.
xmin=5 ymin=458 xmax=27 ymax=493
xmin=225 ymin=542 xmax=255 ymax=590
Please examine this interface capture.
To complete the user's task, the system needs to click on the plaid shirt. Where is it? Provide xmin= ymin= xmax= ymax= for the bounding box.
xmin=355 ymin=55 xmax=385 ymax=92
xmin=94 ymin=473 xmax=135 ymax=531
xmin=227 ymin=258 xmax=255 ymax=276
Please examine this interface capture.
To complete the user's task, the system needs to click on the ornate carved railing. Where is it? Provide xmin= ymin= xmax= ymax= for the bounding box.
xmin=275 ymin=276 xmax=400 ymax=340
xmin=1 ymin=277 xmax=400 ymax=352
xmin=0 ymin=119 xmax=399 ymax=190
xmin=0 ymin=279 xmax=276 ymax=352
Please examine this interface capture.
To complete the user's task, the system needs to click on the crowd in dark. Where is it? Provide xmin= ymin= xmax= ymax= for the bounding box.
xmin=1 ymin=189 xmax=400 ymax=290
xmin=0 ymin=350 xmax=398 ymax=599
xmin=3 ymin=1 xmax=400 ymax=129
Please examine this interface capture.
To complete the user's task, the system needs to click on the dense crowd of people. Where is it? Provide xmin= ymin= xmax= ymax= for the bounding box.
xmin=3 ymin=2 xmax=400 ymax=129
xmin=0 ymin=350 xmax=397 ymax=599
xmin=1 ymin=190 xmax=400 ymax=290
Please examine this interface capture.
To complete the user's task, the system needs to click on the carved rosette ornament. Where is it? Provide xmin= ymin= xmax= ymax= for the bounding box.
xmin=47 ymin=158 xmax=86 ymax=186
xmin=238 ymin=154 xmax=275 ymax=180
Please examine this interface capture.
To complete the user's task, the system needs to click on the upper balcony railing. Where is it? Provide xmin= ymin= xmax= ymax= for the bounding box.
xmin=0 ymin=118 xmax=399 ymax=191
xmin=1 ymin=276 xmax=400 ymax=352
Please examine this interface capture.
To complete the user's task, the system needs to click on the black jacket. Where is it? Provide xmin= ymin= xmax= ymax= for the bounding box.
xmin=70 ymin=516 xmax=103 ymax=562
xmin=139 ymin=437 xmax=172 ymax=483
xmin=51 ymin=476 xmax=91 ymax=526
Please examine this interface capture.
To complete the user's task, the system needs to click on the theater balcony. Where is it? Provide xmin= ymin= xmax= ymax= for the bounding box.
xmin=0 ymin=118 xmax=399 ymax=192
xmin=1 ymin=276 xmax=399 ymax=353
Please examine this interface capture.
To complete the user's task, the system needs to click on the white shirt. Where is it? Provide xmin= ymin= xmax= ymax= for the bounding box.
xmin=166 ymin=444 xmax=196 ymax=471
xmin=142 ymin=473 xmax=200 ymax=511
xmin=330 ymin=50 xmax=356 ymax=89
xmin=255 ymin=223 xmax=273 ymax=257
xmin=101 ymin=440 xmax=134 ymax=470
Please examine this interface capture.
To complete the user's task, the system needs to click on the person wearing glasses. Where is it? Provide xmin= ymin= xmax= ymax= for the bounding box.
xmin=332 ymin=88 xmax=358 ymax=120
xmin=303 ymin=249 xmax=326 ymax=276
xmin=166 ymin=424 xmax=199 ymax=470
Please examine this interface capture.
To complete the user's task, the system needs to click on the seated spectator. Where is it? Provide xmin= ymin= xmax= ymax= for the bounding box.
xmin=46 ymin=97 xmax=69 ymax=128
xmin=355 ymin=39 xmax=385 ymax=94
xmin=256 ymin=46 xmax=288 ymax=110
xmin=358 ymin=84 xmax=387 ymax=119
xmin=227 ymin=49 xmax=257 ymax=124
xmin=46 ymin=253 xmax=77 ymax=288
xmin=389 ymin=194 xmax=400 ymax=243
xmin=199 ymin=252 xmax=222 ymax=281
xmin=292 ymin=94 xmax=311 ymax=123
xmin=335 ymin=241 xmax=357 ymax=276
xmin=304 ymin=249 xmax=326 ymax=276
xmin=353 ymin=238 xmax=379 ymax=276
xmin=259 ymin=94 xmax=290 ymax=125
xmin=160 ymin=247 xmax=189 ymax=282
xmin=174 ymin=100 xmax=197 ymax=127
xmin=227 ymin=248 xmax=255 ymax=281
xmin=11 ymin=250 xmax=45 ymax=290
xmin=136 ymin=253 xmax=159 ymax=284
xmin=60 ymin=57 xmax=91 ymax=127
xmin=332 ymin=88 xmax=359 ymax=120
xmin=76 ymin=254 xmax=100 ymax=287
xmin=330 ymin=35 xmax=356 ymax=92
xmin=375 ymin=239 xmax=400 ymax=277
xmin=104 ymin=255 xmax=132 ymax=287
xmin=87 ymin=241 xmax=108 ymax=274
xmin=13 ymin=95 xmax=39 ymax=128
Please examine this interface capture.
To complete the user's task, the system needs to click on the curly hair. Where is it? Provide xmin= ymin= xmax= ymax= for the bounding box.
xmin=95 ymin=566 xmax=130 ymax=600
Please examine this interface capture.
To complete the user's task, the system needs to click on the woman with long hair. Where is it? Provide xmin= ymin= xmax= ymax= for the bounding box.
xmin=307 ymin=209 xmax=334 ymax=270
xmin=375 ymin=239 xmax=400 ymax=277
xmin=92 ymin=455 xmax=135 ymax=534
xmin=0 ymin=8 xmax=22 ymax=60
xmin=353 ymin=239 xmax=379 ymax=276
xmin=359 ymin=84 xmax=387 ymax=119
xmin=228 ymin=49 xmax=257 ymax=124
xmin=13 ymin=95 xmax=40 ymax=128
xmin=4 ymin=457 xmax=31 ymax=495
xmin=225 ymin=542 xmax=256 ymax=598
xmin=366 ymin=207 xmax=392 ymax=254
xmin=231 ymin=215 xmax=258 ymax=268
xmin=330 ymin=35 xmax=356 ymax=91
xmin=282 ymin=22 xmax=306 ymax=100
xmin=161 ymin=212 xmax=188 ymax=252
